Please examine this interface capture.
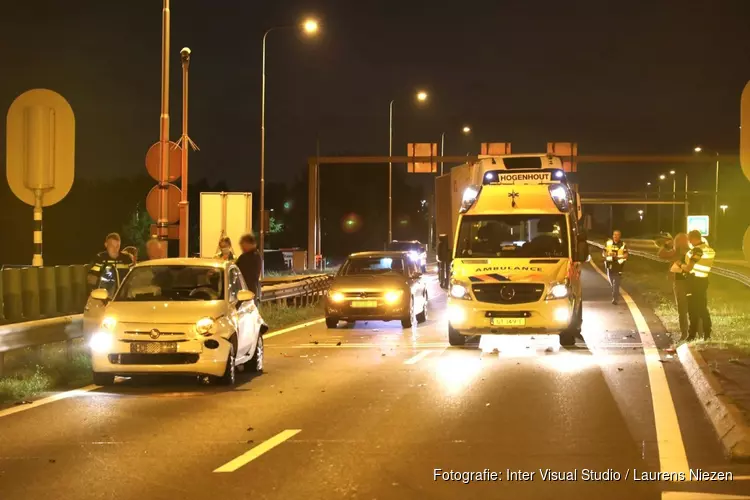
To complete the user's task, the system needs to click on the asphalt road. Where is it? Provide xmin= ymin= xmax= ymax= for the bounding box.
xmin=0 ymin=266 xmax=749 ymax=499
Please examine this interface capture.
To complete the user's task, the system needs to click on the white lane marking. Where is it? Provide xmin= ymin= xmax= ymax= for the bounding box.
xmin=0 ymin=385 xmax=101 ymax=419
xmin=663 ymin=493 xmax=750 ymax=499
xmin=213 ymin=429 xmax=301 ymax=473
xmin=404 ymin=350 xmax=434 ymax=365
xmin=589 ymin=261 xmax=690 ymax=477
xmin=264 ymin=317 xmax=325 ymax=340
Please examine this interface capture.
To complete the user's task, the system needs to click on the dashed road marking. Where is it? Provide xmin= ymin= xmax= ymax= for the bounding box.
xmin=213 ymin=429 xmax=301 ymax=473
xmin=662 ymin=493 xmax=750 ymax=499
xmin=0 ymin=385 xmax=101 ymax=419
xmin=590 ymin=261 xmax=690 ymax=477
xmin=264 ymin=318 xmax=325 ymax=340
xmin=404 ymin=350 xmax=434 ymax=364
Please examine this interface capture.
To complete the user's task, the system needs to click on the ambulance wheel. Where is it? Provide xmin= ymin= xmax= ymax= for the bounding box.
xmin=325 ymin=317 xmax=339 ymax=329
xmin=448 ymin=323 xmax=466 ymax=346
xmin=559 ymin=331 xmax=577 ymax=347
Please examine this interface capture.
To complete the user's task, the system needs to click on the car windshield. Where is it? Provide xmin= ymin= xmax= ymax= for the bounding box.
xmin=456 ymin=214 xmax=569 ymax=258
xmin=114 ymin=265 xmax=225 ymax=302
xmin=340 ymin=256 xmax=406 ymax=276
xmin=387 ymin=242 xmax=423 ymax=253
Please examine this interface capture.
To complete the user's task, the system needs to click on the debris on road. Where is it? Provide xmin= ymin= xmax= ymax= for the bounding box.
xmin=336 ymin=341 xmax=342 ymax=346
xmin=618 ymin=367 xmax=624 ymax=372
xmin=246 ymin=440 xmax=255 ymax=444
xmin=485 ymin=403 xmax=491 ymax=407
xmin=14 ymin=400 xmax=32 ymax=406
xmin=48 ymin=459 xmax=56 ymax=464
xmin=311 ymin=340 xmax=319 ymax=345
xmin=246 ymin=426 xmax=254 ymax=432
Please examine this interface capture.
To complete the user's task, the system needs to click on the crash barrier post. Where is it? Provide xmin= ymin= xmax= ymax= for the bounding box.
xmin=71 ymin=265 xmax=88 ymax=313
xmin=2 ymin=268 xmax=23 ymax=323
xmin=40 ymin=266 xmax=57 ymax=317
xmin=55 ymin=265 xmax=72 ymax=314
xmin=21 ymin=267 xmax=40 ymax=321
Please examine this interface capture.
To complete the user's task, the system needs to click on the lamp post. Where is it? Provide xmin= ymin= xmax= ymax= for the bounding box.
xmin=439 ymin=125 xmax=471 ymax=176
xmin=668 ymin=170 xmax=676 ymax=235
xmin=178 ymin=47 xmax=192 ymax=258
xmin=694 ymin=146 xmax=720 ymax=243
xmin=259 ymin=18 xmax=319 ymax=277
xmin=388 ymin=90 xmax=428 ymax=243
xmin=658 ymin=174 xmax=666 ymax=233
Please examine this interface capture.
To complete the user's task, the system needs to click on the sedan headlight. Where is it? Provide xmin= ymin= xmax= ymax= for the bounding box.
xmin=89 ymin=331 xmax=114 ymax=353
xmin=546 ymin=282 xmax=569 ymax=300
xmin=101 ymin=316 xmax=117 ymax=331
xmin=450 ymin=281 xmax=472 ymax=300
xmin=384 ymin=290 xmax=404 ymax=304
xmin=195 ymin=317 xmax=215 ymax=336
xmin=330 ymin=291 xmax=346 ymax=303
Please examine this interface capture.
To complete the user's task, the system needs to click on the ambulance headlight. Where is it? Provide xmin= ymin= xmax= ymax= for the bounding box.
xmin=546 ymin=282 xmax=569 ymax=300
xmin=450 ymin=281 xmax=471 ymax=300
xmin=460 ymin=186 xmax=480 ymax=213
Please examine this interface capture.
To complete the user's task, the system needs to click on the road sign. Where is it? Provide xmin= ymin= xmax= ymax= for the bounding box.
xmin=146 ymin=141 xmax=182 ymax=182
xmin=146 ymin=184 xmax=181 ymax=223
xmin=741 ymin=81 xmax=750 ymax=181
xmin=687 ymin=215 xmax=710 ymax=236
xmin=6 ymin=89 xmax=75 ymax=207
xmin=481 ymin=143 xmax=512 ymax=155
xmin=547 ymin=142 xmax=578 ymax=173
xmin=406 ymin=143 xmax=437 ymax=173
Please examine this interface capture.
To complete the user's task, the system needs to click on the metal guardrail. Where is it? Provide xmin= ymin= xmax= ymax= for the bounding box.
xmin=0 ymin=275 xmax=333 ymax=376
xmin=588 ymin=241 xmax=750 ymax=288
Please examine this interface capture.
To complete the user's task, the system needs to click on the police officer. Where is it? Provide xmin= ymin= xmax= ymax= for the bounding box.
xmin=87 ymin=233 xmax=134 ymax=296
xmin=681 ymin=230 xmax=715 ymax=340
xmin=436 ymin=234 xmax=451 ymax=288
xmin=603 ymin=230 xmax=628 ymax=305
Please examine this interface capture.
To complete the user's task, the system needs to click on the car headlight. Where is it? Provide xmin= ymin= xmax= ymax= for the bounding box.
xmin=450 ymin=281 xmax=472 ymax=300
xmin=101 ymin=316 xmax=117 ymax=331
xmin=195 ymin=317 xmax=215 ymax=336
xmin=546 ymin=282 xmax=569 ymax=300
xmin=89 ymin=331 xmax=114 ymax=353
xmin=330 ymin=291 xmax=345 ymax=303
xmin=384 ymin=290 xmax=404 ymax=304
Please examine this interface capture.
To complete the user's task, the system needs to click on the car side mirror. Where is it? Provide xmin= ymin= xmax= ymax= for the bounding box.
xmin=91 ymin=288 xmax=110 ymax=301
xmin=237 ymin=290 xmax=256 ymax=303
xmin=576 ymin=241 xmax=590 ymax=263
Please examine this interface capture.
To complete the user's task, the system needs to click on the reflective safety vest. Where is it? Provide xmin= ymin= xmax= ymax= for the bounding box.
xmin=605 ymin=239 xmax=627 ymax=265
xmin=684 ymin=239 xmax=715 ymax=278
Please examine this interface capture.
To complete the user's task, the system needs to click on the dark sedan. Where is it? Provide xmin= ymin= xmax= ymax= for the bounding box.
xmin=325 ymin=251 xmax=428 ymax=329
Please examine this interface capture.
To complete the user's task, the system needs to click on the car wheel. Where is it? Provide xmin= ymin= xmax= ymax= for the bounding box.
xmin=415 ymin=294 xmax=427 ymax=324
xmin=559 ymin=331 xmax=576 ymax=347
xmin=401 ymin=298 xmax=414 ymax=328
xmin=93 ymin=372 xmax=115 ymax=386
xmin=448 ymin=323 xmax=466 ymax=346
xmin=326 ymin=317 xmax=339 ymax=329
xmin=218 ymin=343 xmax=236 ymax=385
xmin=247 ymin=335 xmax=264 ymax=373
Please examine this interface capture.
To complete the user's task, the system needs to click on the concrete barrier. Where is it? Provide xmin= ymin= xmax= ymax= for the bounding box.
xmin=55 ymin=265 xmax=72 ymax=314
xmin=21 ymin=267 xmax=40 ymax=321
xmin=2 ymin=268 xmax=23 ymax=323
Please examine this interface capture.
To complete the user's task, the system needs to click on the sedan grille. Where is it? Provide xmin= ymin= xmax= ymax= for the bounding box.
xmin=343 ymin=291 xmax=384 ymax=298
xmin=472 ymin=283 xmax=544 ymax=305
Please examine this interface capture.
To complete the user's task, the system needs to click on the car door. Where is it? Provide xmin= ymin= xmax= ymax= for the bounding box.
xmin=228 ymin=266 xmax=258 ymax=358
xmin=406 ymin=259 xmax=425 ymax=309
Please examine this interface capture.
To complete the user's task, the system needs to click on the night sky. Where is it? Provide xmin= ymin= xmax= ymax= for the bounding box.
xmin=1 ymin=1 xmax=750 ymax=252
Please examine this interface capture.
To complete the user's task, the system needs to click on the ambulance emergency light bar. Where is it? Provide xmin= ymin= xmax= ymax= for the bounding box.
xmin=483 ymin=168 xmax=566 ymax=185
xmin=460 ymin=181 xmax=571 ymax=213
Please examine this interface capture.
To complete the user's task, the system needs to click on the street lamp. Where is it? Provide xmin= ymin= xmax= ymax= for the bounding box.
xmin=668 ymin=171 xmax=677 ymax=234
xmin=439 ymin=124 xmax=472 ymax=175
xmin=638 ymin=209 xmax=644 ymax=222
xmin=259 ymin=17 xmax=319 ymax=276
xmin=720 ymin=204 xmax=728 ymax=214
xmin=388 ymin=90 xmax=428 ymax=242
xmin=693 ymin=146 xmax=720 ymax=242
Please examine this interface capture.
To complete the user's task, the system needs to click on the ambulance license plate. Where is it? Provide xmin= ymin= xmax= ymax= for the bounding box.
xmin=491 ymin=318 xmax=526 ymax=327
xmin=351 ymin=300 xmax=378 ymax=308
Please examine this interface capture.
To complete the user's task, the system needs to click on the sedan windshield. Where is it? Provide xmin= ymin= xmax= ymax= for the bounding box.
xmin=114 ymin=266 xmax=225 ymax=302
xmin=340 ymin=257 xmax=406 ymax=276
xmin=456 ymin=214 xmax=569 ymax=258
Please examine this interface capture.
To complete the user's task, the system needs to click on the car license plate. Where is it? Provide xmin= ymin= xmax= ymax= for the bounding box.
xmin=130 ymin=342 xmax=178 ymax=354
xmin=491 ymin=318 xmax=526 ymax=327
xmin=351 ymin=300 xmax=378 ymax=308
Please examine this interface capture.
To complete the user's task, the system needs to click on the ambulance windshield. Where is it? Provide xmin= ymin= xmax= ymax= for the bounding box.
xmin=456 ymin=214 xmax=569 ymax=258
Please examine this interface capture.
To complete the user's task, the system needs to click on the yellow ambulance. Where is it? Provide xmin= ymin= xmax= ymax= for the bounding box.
xmin=446 ymin=155 xmax=589 ymax=346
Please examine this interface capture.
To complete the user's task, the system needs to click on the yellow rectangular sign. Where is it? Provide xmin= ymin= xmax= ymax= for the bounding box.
xmin=406 ymin=143 xmax=437 ymax=173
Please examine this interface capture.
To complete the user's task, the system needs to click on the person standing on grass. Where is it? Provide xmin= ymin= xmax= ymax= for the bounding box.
xmin=658 ymin=232 xmax=690 ymax=341
xmin=236 ymin=233 xmax=262 ymax=306
xmin=681 ymin=230 xmax=715 ymax=341
xmin=603 ymin=230 xmax=628 ymax=305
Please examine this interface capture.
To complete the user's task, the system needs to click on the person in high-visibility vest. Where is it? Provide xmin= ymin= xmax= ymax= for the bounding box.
xmin=603 ymin=230 xmax=628 ymax=304
xmin=681 ymin=230 xmax=716 ymax=340
xmin=87 ymin=232 xmax=134 ymax=297
xmin=658 ymin=232 xmax=690 ymax=341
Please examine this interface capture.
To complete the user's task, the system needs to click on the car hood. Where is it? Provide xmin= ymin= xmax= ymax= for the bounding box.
xmin=330 ymin=274 xmax=409 ymax=291
xmin=453 ymin=258 xmax=569 ymax=284
xmin=104 ymin=300 xmax=227 ymax=325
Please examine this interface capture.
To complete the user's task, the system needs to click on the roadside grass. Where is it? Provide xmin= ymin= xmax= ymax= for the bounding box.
xmin=0 ymin=302 xmax=324 ymax=405
xmin=0 ymin=340 xmax=92 ymax=405
xmin=259 ymin=301 xmax=324 ymax=330
xmin=590 ymin=250 xmax=750 ymax=352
